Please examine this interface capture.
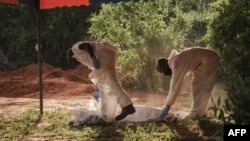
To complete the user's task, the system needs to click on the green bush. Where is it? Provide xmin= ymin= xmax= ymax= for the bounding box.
xmin=205 ymin=0 xmax=250 ymax=81
xmin=88 ymin=0 xmax=212 ymax=91
xmin=209 ymin=76 xmax=250 ymax=139
xmin=225 ymin=76 xmax=250 ymax=125
xmin=89 ymin=1 xmax=173 ymax=91
xmin=0 ymin=3 xmax=99 ymax=69
xmin=1 ymin=1 xmax=218 ymax=92
xmin=0 ymin=4 xmax=37 ymax=67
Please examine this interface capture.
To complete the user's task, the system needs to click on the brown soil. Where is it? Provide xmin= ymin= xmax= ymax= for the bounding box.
xmin=0 ymin=63 xmax=95 ymax=113
xmin=0 ymin=63 xmax=218 ymax=140
xmin=1 ymin=63 xmax=189 ymax=114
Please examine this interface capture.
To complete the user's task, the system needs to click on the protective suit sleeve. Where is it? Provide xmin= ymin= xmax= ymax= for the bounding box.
xmin=166 ymin=68 xmax=187 ymax=105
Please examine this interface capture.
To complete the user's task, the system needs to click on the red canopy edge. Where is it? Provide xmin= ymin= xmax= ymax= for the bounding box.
xmin=0 ymin=0 xmax=36 ymax=7
xmin=40 ymin=0 xmax=90 ymax=9
xmin=0 ymin=0 xmax=90 ymax=9
xmin=0 ymin=0 xmax=18 ymax=4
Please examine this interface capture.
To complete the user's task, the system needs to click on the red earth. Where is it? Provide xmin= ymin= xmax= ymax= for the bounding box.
xmin=0 ymin=63 xmax=191 ymax=114
xmin=0 ymin=63 xmax=223 ymax=140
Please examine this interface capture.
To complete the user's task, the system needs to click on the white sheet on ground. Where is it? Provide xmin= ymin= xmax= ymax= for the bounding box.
xmin=69 ymin=99 xmax=189 ymax=126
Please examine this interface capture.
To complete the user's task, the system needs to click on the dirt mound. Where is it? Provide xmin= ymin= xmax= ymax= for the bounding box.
xmin=0 ymin=63 xmax=94 ymax=98
xmin=0 ymin=62 xmax=193 ymax=115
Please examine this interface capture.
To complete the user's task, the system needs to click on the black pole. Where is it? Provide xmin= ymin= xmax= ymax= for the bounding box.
xmin=35 ymin=0 xmax=43 ymax=115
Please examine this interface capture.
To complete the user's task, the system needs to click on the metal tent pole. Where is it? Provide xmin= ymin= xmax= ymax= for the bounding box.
xmin=35 ymin=0 xmax=43 ymax=115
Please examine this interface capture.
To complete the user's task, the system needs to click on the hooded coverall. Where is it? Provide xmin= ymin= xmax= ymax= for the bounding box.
xmin=166 ymin=47 xmax=220 ymax=117
xmin=71 ymin=41 xmax=133 ymax=122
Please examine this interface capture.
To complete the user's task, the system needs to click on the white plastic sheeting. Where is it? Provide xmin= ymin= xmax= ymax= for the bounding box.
xmin=69 ymin=99 xmax=189 ymax=126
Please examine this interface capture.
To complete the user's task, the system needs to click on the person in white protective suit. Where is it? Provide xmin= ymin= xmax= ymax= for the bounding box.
xmin=156 ymin=47 xmax=220 ymax=118
xmin=67 ymin=41 xmax=136 ymax=122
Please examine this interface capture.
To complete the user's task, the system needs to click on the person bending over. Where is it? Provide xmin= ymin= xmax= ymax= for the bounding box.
xmin=156 ymin=47 xmax=220 ymax=118
xmin=68 ymin=41 xmax=135 ymax=122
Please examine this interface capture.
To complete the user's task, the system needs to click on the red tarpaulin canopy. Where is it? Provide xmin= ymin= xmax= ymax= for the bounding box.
xmin=40 ymin=0 xmax=90 ymax=9
xmin=0 ymin=0 xmax=90 ymax=8
xmin=0 ymin=0 xmax=133 ymax=9
xmin=0 ymin=0 xmax=135 ymax=114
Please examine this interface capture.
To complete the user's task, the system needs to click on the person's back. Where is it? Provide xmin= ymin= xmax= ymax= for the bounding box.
xmin=69 ymin=41 xmax=135 ymax=122
xmin=157 ymin=47 xmax=220 ymax=118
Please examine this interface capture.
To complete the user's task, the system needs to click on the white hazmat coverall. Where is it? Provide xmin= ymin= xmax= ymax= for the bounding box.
xmin=71 ymin=41 xmax=134 ymax=122
xmin=166 ymin=47 xmax=220 ymax=117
